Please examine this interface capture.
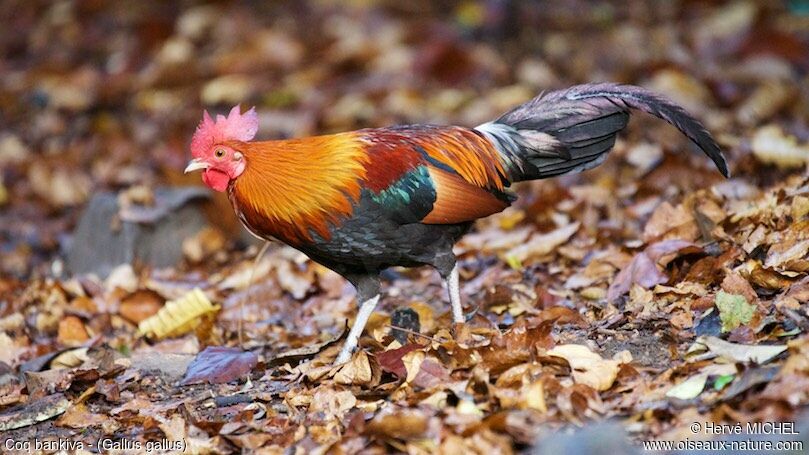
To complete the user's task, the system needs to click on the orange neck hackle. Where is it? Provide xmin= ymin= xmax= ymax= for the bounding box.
xmin=230 ymin=133 xmax=369 ymax=244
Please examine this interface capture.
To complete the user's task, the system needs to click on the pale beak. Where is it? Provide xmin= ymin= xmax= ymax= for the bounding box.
xmin=184 ymin=159 xmax=209 ymax=174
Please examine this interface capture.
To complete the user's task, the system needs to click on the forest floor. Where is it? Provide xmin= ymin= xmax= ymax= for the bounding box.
xmin=1 ymin=1 xmax=809 ymax=453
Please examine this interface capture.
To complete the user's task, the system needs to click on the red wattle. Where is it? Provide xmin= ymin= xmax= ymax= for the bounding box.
xmin=202 ymin=168 xmax=230 ymax=192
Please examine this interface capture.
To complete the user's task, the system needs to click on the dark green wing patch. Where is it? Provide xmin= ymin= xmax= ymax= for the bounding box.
xmin=368 ymin=165 xmax=436 ymax=224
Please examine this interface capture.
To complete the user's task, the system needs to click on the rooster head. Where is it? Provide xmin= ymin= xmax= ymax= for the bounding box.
xmin=185 ymin=105 xmax=258 ymax=192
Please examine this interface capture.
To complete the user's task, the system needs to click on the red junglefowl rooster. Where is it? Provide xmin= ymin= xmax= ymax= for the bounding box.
xmin=185 ymin=83 xmax=729 ymax=364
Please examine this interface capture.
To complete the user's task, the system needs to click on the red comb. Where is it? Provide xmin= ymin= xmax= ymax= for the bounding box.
xmin=190 ymin=105 xmax=258 ymax=158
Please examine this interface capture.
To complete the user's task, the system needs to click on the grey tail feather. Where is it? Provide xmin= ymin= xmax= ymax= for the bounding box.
xmin=475 ymin=83 xmax=729 ymax=182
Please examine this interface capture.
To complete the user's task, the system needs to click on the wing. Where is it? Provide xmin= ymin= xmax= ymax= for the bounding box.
xmin=361 ymin=126 xmax=514 ymax=225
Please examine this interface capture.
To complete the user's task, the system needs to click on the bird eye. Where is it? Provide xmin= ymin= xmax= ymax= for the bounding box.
xmin=214 ymin=149 xmax=225 ymax=158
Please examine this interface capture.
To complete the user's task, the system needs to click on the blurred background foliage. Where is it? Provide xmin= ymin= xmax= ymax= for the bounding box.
xmin=1 ymin=0 xmax=808 ymax=278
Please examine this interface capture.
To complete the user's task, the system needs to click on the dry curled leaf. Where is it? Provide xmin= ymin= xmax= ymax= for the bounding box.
xmin=334 ymin=350 xmax=374 ymax=385
xmin=546 ymin=344 xmax=628 ymax=391
xmin=138 ymin=288 xmax=220 ymax=340
xmin=120 ymin=289 xmax=164 ymax=324
xmin=364 ymin=409 xmax=429 ymax=440
xmin=693 ymin=336 xmax=787 ymax=364
xmin=57 ymin=316 xmax=90 ymax=346
xmin=608 ymin=240 xmax=698 ymax=301
xmin=377 ymin=344 xmax=422 ymax=379
xmin=505 ymin=222 xmax=580 ymax=263
xmin=751 ymin=125 xmax=809 ymax=169
xmin=181 ymin=346 xmax=257 ymax=385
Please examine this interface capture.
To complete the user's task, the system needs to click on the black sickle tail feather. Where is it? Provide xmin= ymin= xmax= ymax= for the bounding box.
xmin=475 ymin=83 xmax=729 ymax=182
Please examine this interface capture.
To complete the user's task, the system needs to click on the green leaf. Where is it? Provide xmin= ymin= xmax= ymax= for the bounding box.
xmin=505 ymin=254 xmax=523 ymax=270
xmin=715 ymin=291 xmax=754 ymax=332
xmin=713 ymin=374 xmax=735 ymax=391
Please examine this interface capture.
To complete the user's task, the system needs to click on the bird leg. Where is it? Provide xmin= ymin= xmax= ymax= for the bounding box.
xmin=334 ymin=294 xmax=380 ymax=364
xmin=445 ymin=263 xmax=464 ymax=324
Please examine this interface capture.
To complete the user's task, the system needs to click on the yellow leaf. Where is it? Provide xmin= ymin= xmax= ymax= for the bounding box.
xmin=497 ymin=208 xmax=525 ymax=230
xmin=138 ymin=288 xmax=220 ymax=340
xmin=50 ymin=347 xmax=89 ymax=369
xmin=0 ymin=176 xmax=7 ymax=206
xmin=752 ymin=125 xmax=809 ymax=169
xmin=547 ymin=344 xmax=624 ymax=391
xmin=522 ymin=380 xmax=547 ymax=412
xmin=456 ymin=399 xmax=483 ymax=416
xmin=408 ymin=302 xmax=435 ymax=333
xmin=505 ymin=254 xmax=523 ymax=271
xmin=334 ymin=351 xmax=373 ymax=385
xmin=402 ymin=350 xmax=425 ymax=383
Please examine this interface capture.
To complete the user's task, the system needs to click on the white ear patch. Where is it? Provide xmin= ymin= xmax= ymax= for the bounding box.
xmin=234 ymin=152 xmax=243 ymax=161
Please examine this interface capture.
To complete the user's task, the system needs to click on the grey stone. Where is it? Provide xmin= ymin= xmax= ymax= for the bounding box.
xmin=64 ymin=187 xmax=210 ymax=277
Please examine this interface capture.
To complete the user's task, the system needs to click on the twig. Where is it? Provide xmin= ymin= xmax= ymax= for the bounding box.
xmin=596 ymin=327 xmax=618 ymax=336
xmin=780 ymin=307 xmax=809 ymax=332
xmin=384 ymin=324 xmax=439 ymax=344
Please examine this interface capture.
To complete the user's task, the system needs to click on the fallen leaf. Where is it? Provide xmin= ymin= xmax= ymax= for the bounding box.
xmin=608 ymin=251 xmax=667 ymax=301
xmin=777 ymin=276 xmax=809 ymax=309
xmin=481 ymin=320 xmax=554 ymax=374
xmin=411 ymin=358 xmax=449 ymax=389
xmin=334 ymin=350 xmax=374 ymax=385
xmin=105 ymin=264 xmax=139 ymax=293
xmin=645 ymin=239 xmax=702 ymax=265
xmin=608 ymin=239 xmax=700 ymax=301
xmin=456 ymin=398 xmax=484 ymax=416
xmin=751 ymin=124 xmax=809 ymax=169
xmin=119 ymin=290 xmax=164 ymax=324
xmin=402 ymin=350 xmax=425 ymax=384
xmin=695 ymin=336 xmax=787 ymax=364
xmin=181 ymin=346 xmax=257 ymax=385
xmin=138 ymin=288 xmax=220 ymax=340
xmin=555 ymin=383 xmax=606 ymax=424
xmin=643 ymin=202 xmax=697 ymax=242
xmin=505 ymin=222 xmax=579 ymax=262
xmin=792 ymin=195 xmax=809 ymax=220
xmin=547 ymin=344 xmax=623 ymax=391
xmin=23 ymin=368 xmax=75 ymax=398
xmin=50 ymin=347 xmax=90 ymax=369
xmin=534 ymin=306 xmax=587 ymax=327
xmin=131 ymin=352 xmax=195 ymax=381
xmin=626 ymin=142 xmax=663 ymax=174
xmin=309 ymin=387 xmax=357 ymax=420
xmin=521 ymin=380 xmax=547 ymax=412
xmin=0 ymin=393 xmax=71 ymax=431
xmin=759 ymin=373 xmax=809 ymax=405
xmin=747 ymin=260 xmax=795 ymax=290
xmin=737 ymin=79 xmax=793 ymax=125
xmin=722 ymin=366 xmax=779 ymax=400
xmin=0 ymin=332 xmax=25 ymax=366
xmin=56 ymin=402 xmax=108 ymax=428
xmin=364 ymin=409 xmax=429 ymax=440
xmin=715 ymin=291 xmax=755 ymax=333
xmin=57 ymin=316 xmax=90 ymax=346
xmin=377 ymin=344 xmax=422 ymax=378
xmin=713 ymin=374 xmax=735 ymax=391
xmin=666 ymin=374 xmax=708 ymax=400
xmin=720 ymin=272 xmax=759 ymax=306
xmin=182 ymin=227 xmax=226 ymax=262
xmin=267 ymin=325 xmax=347 ymax=366
xmin=766 ymin=239 xmax=809 ymax=270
